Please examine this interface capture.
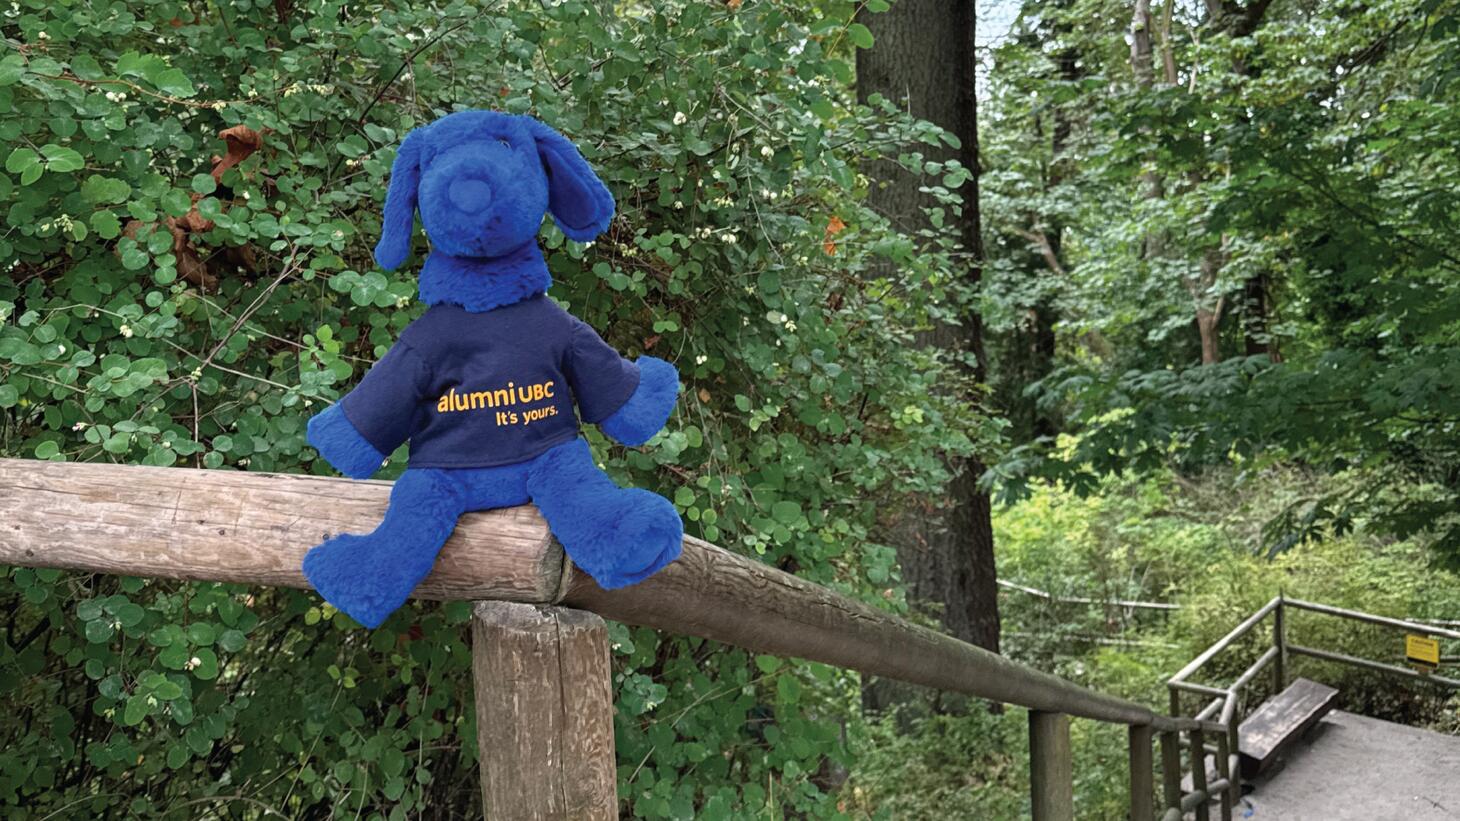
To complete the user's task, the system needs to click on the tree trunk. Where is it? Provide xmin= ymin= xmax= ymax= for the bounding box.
xmin=855 ymin=0 xmax=1000 ymax=675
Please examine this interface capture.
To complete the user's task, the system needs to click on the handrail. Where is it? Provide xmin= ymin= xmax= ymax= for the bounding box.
xmin=10 ymin=458 xmax=1453 ymax=819
xmin=1168 ymin=596 xmax=1283 ymax=684
xmin=1 ymin=458 xmax=1201 ymax=819
xmin=1284 ymin=597 xmax=1460 ymax=641
xmin=1163 ymin=594 xmax=1460 ymax=819
xmin=0 ymin=458 xmax=1181 ymax=731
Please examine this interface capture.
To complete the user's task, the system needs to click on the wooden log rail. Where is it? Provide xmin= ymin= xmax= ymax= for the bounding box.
xmin=2 ymin=459 xmax=1209 ymax=820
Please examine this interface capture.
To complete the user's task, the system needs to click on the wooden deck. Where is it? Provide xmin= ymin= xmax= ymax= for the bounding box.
xmin=1245 ymin=711 xmax=1460 ymax=820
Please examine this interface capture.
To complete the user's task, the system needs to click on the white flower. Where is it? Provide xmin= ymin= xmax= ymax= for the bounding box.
xmin=695 ymin=354 xmax=708 ymax=365
xmin=719 ymin=233 xmax=738 ymax=244
xmin=760 ymin=145 xmax=774 ymax=159
xmin=119 ymin=324 xmax=133 ymax=338
xmin=785 ymin=321 xmax=797 ymax=332
xmin=673 ymin=111 xmax=688 ymax=125
xmin=72 ymin=422 xmax=87 ymax=432
xmin=673 ymin=201 xmax=684 ymax=210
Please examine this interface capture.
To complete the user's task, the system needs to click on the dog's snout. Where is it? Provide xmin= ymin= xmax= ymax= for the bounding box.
xmin=448 ymin=178 xmax=493 ymax=214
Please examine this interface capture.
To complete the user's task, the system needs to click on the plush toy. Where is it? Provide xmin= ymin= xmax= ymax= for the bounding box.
xmin=301 ymin=110 xmax=683 ymax=628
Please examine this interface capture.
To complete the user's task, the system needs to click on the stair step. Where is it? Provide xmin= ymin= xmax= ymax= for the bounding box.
xmin=1239 ymin=677 xmax=1340 ymax=777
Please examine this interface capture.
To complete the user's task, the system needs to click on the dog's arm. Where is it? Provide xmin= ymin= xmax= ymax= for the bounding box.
xmin=307 ymin=341 xmax=431 ymax=478
xmin=598 ymin=356 xmax=679 ymax=446
xmin=564 ymin=315 xmax=679 ymax=446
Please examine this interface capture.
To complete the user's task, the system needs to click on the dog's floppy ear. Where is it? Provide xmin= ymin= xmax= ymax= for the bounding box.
xmin=528 ymin=119 xmax=615 ymax=241
xmin=374 ymin=129 xmax=424 ymax=270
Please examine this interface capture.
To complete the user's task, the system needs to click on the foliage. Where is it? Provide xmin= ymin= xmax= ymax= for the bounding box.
xmin=980 ymin=0 xmax=1460 ymax=565
xmin=0 ymin=0 xmax=991 ymax=816
xmin=850 ymin=463 xmax=1460 ymax=819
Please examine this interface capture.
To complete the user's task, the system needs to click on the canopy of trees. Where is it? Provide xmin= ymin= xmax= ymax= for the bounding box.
xmin=982 ymin=0 xmax=1460 ymax=565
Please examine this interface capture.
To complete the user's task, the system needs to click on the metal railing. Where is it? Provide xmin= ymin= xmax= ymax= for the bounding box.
xmin=1163 ymin=595 xmax=1460 ymax=821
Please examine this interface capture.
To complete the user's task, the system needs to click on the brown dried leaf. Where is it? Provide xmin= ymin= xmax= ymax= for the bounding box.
xmin=212 ymin=125 xmax=264 ymax=182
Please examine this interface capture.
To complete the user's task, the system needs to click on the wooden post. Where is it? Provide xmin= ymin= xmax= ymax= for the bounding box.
xmin=1029 ymin=711 xmax=1074 ymax=821
xmin=471 ymin=602 xmax=617 ymax=820
xmin=1272 ymin=597 xmax=1286 ymax=693
xmin=1225 ymin=718 xmax=1242 ymax=810
xmin=1214 ymin=731 xmax=1233 ymax=821
xmin=1158 ymin=730 xmax=1182 ymax=812
xmin=1189 ymin=726 xmax=1210 ymax=821
xmin=1128 ymin=724 xmax=1155 ymax=821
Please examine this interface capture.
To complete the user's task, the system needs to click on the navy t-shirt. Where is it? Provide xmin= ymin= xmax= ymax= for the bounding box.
xmin=339 ymin=294 xmax=640 ymax=468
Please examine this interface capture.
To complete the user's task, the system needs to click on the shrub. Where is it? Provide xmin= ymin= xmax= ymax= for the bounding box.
xmin=0 ymin=0 xmax=987 ymax=816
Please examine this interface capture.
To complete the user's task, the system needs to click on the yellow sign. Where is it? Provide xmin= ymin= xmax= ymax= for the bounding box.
xmin=1406 ymin=634 xmax=1440 ymax=670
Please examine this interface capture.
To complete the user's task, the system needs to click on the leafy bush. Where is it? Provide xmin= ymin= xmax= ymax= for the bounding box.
xmin=0 ymin=0 xmax=988 ymax=816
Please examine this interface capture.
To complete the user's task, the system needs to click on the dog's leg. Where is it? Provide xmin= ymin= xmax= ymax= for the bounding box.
xmin=302 ymin=468 xmax=466 ymax=628
xmin=526 ymin=438 xmax=683 ymax=589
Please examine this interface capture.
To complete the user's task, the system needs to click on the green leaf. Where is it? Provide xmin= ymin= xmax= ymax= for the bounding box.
xmin=120 ymin=245 xmax=149 ymax=270
xmin=5 ymin=147 xmax=39 ymax=175
xmin=170 ymin=696 xmax=194 ymax=726
xmin=161 ymin=189 xmax=192 ymax=217
xmin=115 ymin=51 xmax=162 ymax=79
xmin=116 ymin=602 xmax=146 ymax=627
xmin=217 ymin=629 xmax=246 ymax=652
xmin=771 ymin=500 xmax=801 ymax=524
xmin=191 ymin=174 xmax=216 ymax=195
xmin=122 ymin=696 xmax=150 ymax=726
xmin=39 ymin=144 xmax=85 ymax=173
xmin=0 ymin=54 xmax=25 ymax=86
xmin=152 ymin=68 xmax=196 ymax=98
xmin=186 ymin=623 xmax=216 ymax=646
xmin=82 ymin=175 xmax=132 ymax=204
xmin=379 ymin=747 xmax=406 ymax=778
xmin=91 ymin=210 xmax=122 ymax=240
xmin=34 ymin=440 xmax=60 ymax=459
xmin=0 ymin=385 xmax=16 ymax=408
xmin=191 ymin=648 xmax=219 ymax=680
xmin=159 ymin=643 xmax=190 ymax=670
xmin=84 ymin=618 xmax=113 ymax=643
xmin=847 ymin=23 xmax=874 ymax=49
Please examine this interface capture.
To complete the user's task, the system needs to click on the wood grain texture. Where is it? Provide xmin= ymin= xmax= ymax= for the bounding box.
xmin=472 ymin=602 xmax=616 ymax=821
xmin=1239 ymin=677 xmax=1339 ymax=776
xmin=1128 ymin=723 xmax=1155 ymax=821
xmin=0 ymin=458 xmax=562 ymax=603
xmin=1029 ymin=711 xmax=1073 ymax=821
xmin=562 ymin=535 xmax=1165 ymax=727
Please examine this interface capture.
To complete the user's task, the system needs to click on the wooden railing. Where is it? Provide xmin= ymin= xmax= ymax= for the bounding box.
xmin=10 ymin=458 xmax=1446 ymax=819
xmin=1164 ymin=596 xmax=1460 ymax=821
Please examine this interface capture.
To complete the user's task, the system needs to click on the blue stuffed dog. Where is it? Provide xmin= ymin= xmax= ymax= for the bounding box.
xmin=301 ymin=110 xmax=683 ymax=628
